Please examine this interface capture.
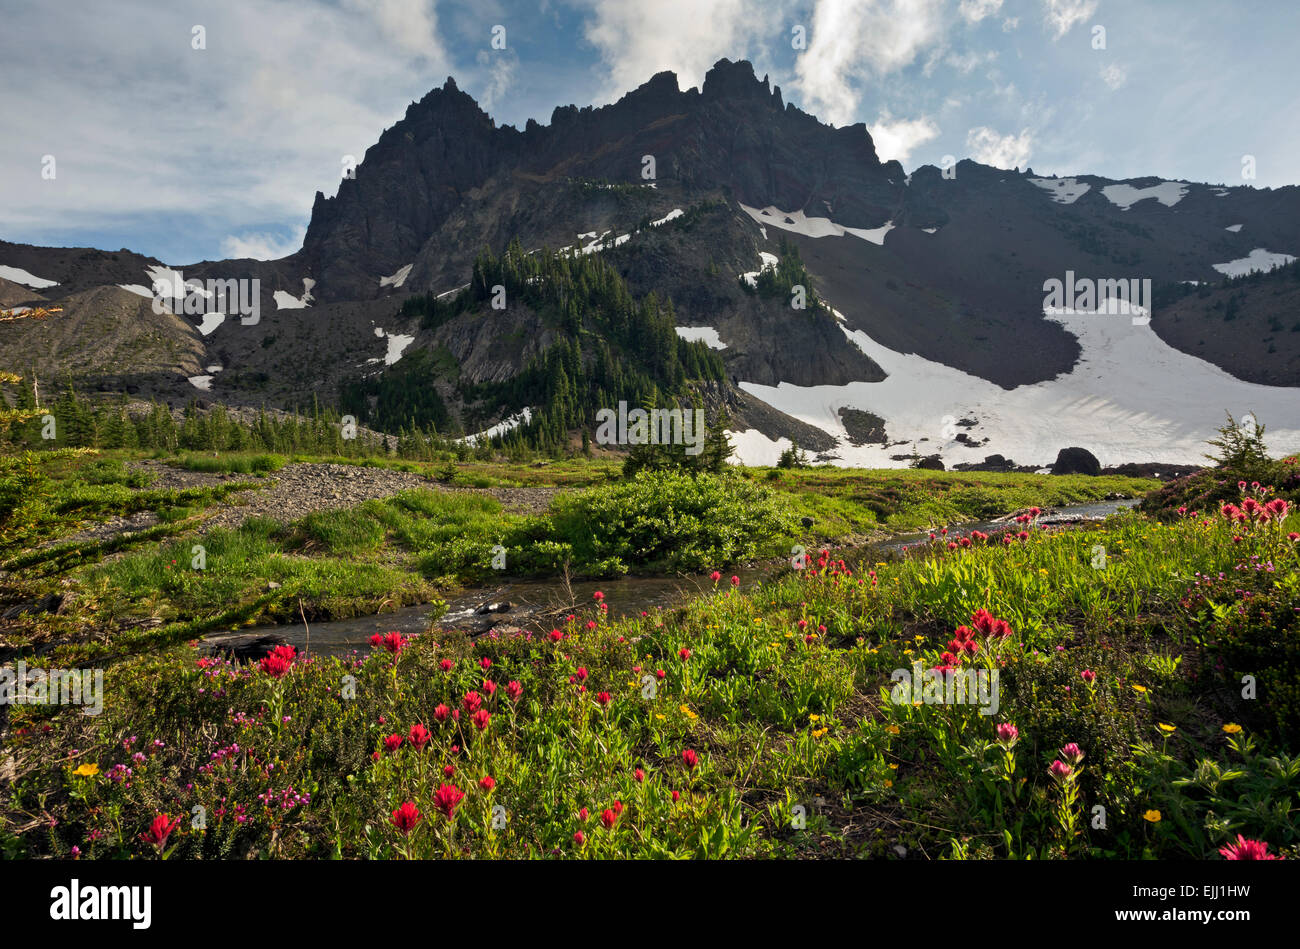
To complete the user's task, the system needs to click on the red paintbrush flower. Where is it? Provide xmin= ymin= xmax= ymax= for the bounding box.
xmin=432 ymin=783 xmax=465 ymax=820
xmin=1219 ymin=835 xmax=1279 ymax=860
xmin=259 ymin=644 xmax=296 ymax=678
xmin=408 ymin=723 xmax=431 ymax=751
xmin=140 ymin=813 xmax=181 ymax=851
xmin=472 ymin=709 xmax=491 ymax=731
xmin=391 ymin=801 xmax=420 ymax=835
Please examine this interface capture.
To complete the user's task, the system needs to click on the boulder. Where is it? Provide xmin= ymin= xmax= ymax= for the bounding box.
xmin=915 ymin=455 xmax=945 ymax=471
xmin=203 ymin=633 xmax=290 ymax=664
xmin=1051 ymin=447 xmax=1100 ymax=476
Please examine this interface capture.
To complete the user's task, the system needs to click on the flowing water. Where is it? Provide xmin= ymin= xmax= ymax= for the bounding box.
xmin=218 ymin=498 xmax=1139 ymax=658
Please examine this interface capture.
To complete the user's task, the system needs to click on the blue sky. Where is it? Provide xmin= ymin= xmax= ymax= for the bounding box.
xmin=2 ymin=0 xmax=1297 ymax=264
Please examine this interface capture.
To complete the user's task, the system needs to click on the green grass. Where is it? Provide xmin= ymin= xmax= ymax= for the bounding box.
xmin=760 ymin=467 xmax=1157 ymax=537
xmin=5 ymin=505 xmax=1296 ymax=860
xmin=174 ymin=452 xmax=287 ymax=474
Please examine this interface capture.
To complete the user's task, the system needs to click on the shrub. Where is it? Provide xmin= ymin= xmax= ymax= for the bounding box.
xmin=549 ymin=471 xmax=795 ymax=572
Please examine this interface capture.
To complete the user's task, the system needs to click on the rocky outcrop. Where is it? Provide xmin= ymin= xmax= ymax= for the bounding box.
xmin=1052 ymin=447 xmax=1101 ymax=476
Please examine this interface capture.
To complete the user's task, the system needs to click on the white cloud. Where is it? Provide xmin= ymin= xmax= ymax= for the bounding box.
xmin=0 ymin=0 xmax=453 ymax=257
xmin=966 ymin=126 xmax=1033 ymax=168
xmin=576 ymin=0 xmax=785 ymax=102
xmin=1041 ymin=0 xmax=1098 ymax=40
xmin=475 ymin=49 xmax=518 ymax=110
xmin=795 ymin=0 xmax=947 ymax=127
xmin=1099 ymin=63 xmax=1128 ymax=90
xmin=341 ymin=0 xmax=446 ymax=60
xmin=870 ymin=113 xmax=940 ymax=164
xmin=220 ymin=226 xmax=307 ymax=261
xmin=958 ymin=0 xmax=1003 ymax=23
xmin=1002 ymin=17 xmax=1020 ymax=31
xmin=946 ymin=49 xmax=998 ymax=75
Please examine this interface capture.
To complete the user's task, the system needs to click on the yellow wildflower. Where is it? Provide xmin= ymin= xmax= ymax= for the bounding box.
xmin=811 ymin=728 xmax=827 ymax=738
xmin=1143 ymin=810 xmax=1162 ymax=823
xmin=886 ymin=724 xmax=900 ymax=735
xmin=73 ymin=763 xmax=99 ymax=778
xmin=1222 ymin=723 xmax=1242 ymax=734
xmin=1157 ymin=723 xmax=1176 ymax=734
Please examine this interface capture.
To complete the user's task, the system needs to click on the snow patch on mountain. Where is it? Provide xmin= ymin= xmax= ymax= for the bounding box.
xmin=675 ymin=326 xmax=726 ymax=349
xmin=0 ymin=264 xmax=58 ymax=289
xmin=725 ymin=428 xmax=793 ymax=467
xmin=380 ymin=263 xmax=413 ymax=289
xmin=739 ymin=204 xmax=894 ymax=246
xmin=733 ymin=305 xmax=1300 ymax=468
xmin=740 ymin=251 xmax=779 ymax=288
xmin=1225 ymin=224 xmax=1243 ymax=233
xmin=461 ymin=408 xmax=532 ymax=446
xmin=145 ymin=265 xmax=210 ymax=301
xmin=196 ymin=312 xmax=225 ymax=336
xmin=1101 ymin=181 xmax=1188 ymax=210
xmin=274 ymin=278 xmax=315 ymax=309
xmin=372 ymin=325 xmax=414 ymax=365
xmin=1212 ymin=248 xmax=1297 ymax=277
xmin=1028 ymin=177 xmax=1090 ymax=204
xmin=187 ymin=375 xmax=213 ymax=391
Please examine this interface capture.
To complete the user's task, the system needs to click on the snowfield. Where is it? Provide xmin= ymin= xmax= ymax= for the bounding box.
xmin=196 ymin=312 xmax=225 ymax=336
xmin=461 ymin=408 xmax=533 ymax=446
xmin=0 ymin=264 xmax=58 ymax=289
xmin=740 ymin=251 xmax=779 ymax=288
xmin=674 ymin=326 xmax=727 ymax=349
xmin=1212 ymin=248 xmax=1297 ymax=278
xmin=380 ymin=264 xmax=413 ymax=289
xmin=1029 ymin=177 xmax=1091 ymax=204
xmin=274 ymin=278 xmax=315 ymax=310
xmin=728 ymin=303 xmax=1300 ymax=468
xmin=372 ymin=326 xmax=415 ymax=365
xmin=739 ymin=203 xmax=894 ymax=245
xmin=1101 ymin=181 xmax=1188 ymax=210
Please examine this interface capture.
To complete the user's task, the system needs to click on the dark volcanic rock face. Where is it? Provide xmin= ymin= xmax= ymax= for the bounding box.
xmin=295 ymin=59 xmax=904 ymax=304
